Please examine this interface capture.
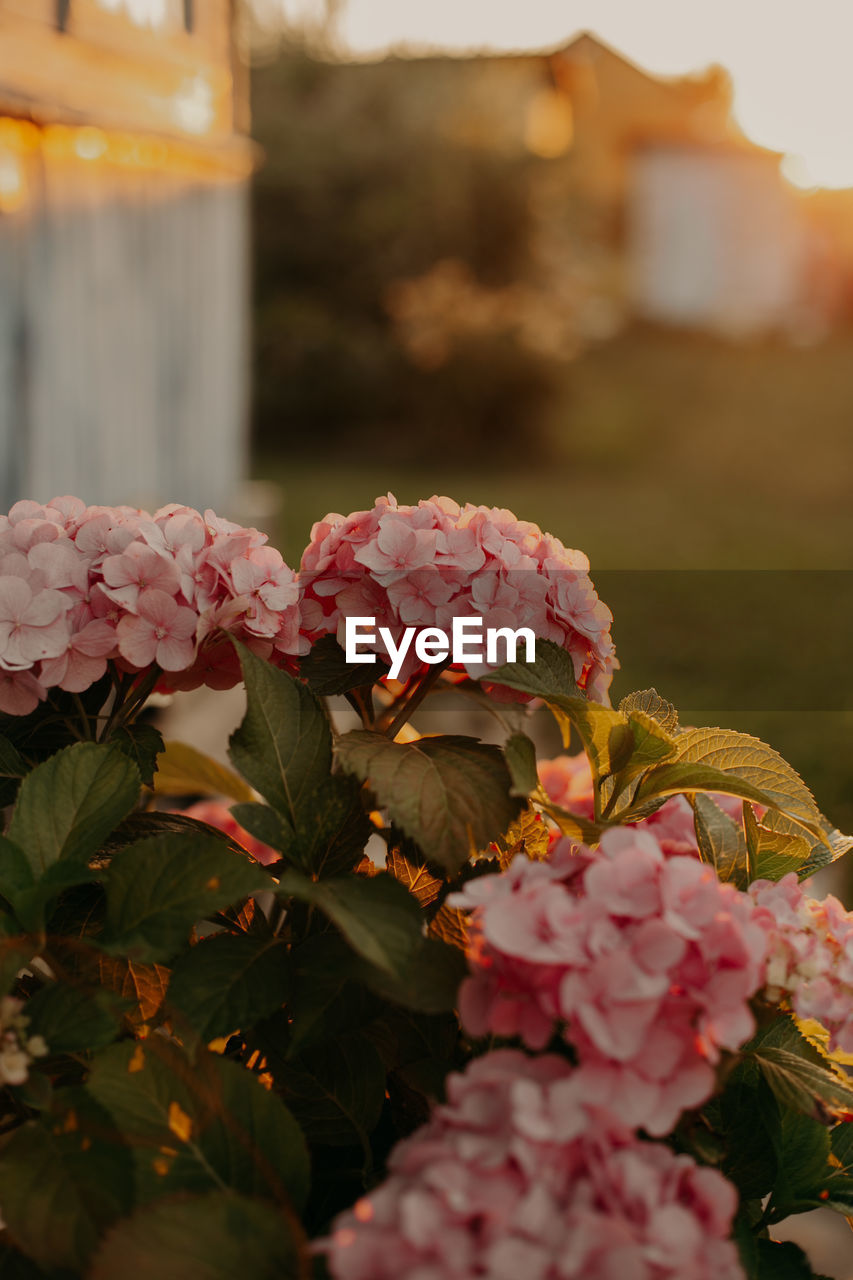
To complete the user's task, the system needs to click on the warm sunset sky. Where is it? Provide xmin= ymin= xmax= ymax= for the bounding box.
xmin=264 ymin=0 xmax=853 ymax=190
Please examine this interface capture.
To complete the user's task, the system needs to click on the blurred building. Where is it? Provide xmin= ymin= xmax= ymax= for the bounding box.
xmin=0 ymin=0 xmax=253 ymax=511
xmin=337 ymin=34 xmax=822 ymax=343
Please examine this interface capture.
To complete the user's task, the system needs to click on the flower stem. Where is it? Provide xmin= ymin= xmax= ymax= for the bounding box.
xmin=384 ymin=661 xmax=450 ymax=739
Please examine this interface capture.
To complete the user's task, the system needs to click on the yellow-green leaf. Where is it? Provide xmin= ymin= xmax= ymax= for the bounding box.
xmin=152 ymin=741 xmax=255 ymax=804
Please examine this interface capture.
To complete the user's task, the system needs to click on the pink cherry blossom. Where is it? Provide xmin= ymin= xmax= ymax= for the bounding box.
xmin=324 ymin=1049 xmax=744 ymax=1280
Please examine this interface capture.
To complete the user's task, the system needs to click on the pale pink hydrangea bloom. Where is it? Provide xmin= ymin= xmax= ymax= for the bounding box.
xmin=180 ymin=800 xmax=279 ymax=867
xmin=0 ymin=497 xmax=304 ymax=713
xmin=0 ymin=996 xmax=48 ymax=1086
xmin=450 ymin=829 xmax=768 ymax=1135
xmin=300 ymin=494 xmax=616 ymax=699
xmin=750 ymin=874 xmax=853 ymax=1053
xmin=325 ymin=1049 xmax=744 ymax=1280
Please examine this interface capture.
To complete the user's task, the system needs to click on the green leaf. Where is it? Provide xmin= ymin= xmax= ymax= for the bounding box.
xmin=770 ymin=1107 xmax=833 ymax=1216
xmin=0 ymin=1093 xmax=133 ymax=1273
xmin=755 ymin=1239 xmax=819 ymax=1279
xmin=637 ymin=727 xmax=823 ymax=837
xmin=230 ymin=802 xmax=292 ymax=857
xmin=0 ymin=735 xmax=27 ymax=780
xmin=503 ymin=732 xmax=539 ymax=798
xmin=484 ymin=639 xmax=633 ymax=779
xmin=754 ymin=1046 xmax=853 ymax=1122
xmin=153 ymin=740 xmax=255 ymax=804
xmin=112 ymin=722 xmax=164 ymax=789
xmin=0 ymin=936 xmax=38 ymax=997
xmin=25 ymin=982 xmax=123 ymax=1053
xmin=486 ymin=638 xmax=582 ymax=699
xmin=718 ymin=1067 xmax=778 ymax=1200
xmin=11 ymin=859 xmax=101 ymax=934
xmin=300 ymin=633 xmax=388 ymax=695
xmin=277 ymin=774 xmax=373 ymax=878
xmin=272 ymin=1030 xmax=386 ymax=1148
xmin=358 ymin=935 xmax=466 ymax=1014
xmin=692 ymin=792 xmax=750 ymax=886
xmin=88 ymin=1192 xmax=302 ymax=1280
xmin=746 ymin=1016 xmax=853 ymax=1122
xmin=7 ymin=743 xmax=140 ymax=875
xmin=103 ymin=832 xmax=271 ymax=963
xmin=277 ymin=869 xmax=423 ymax=977
xmin=0 ymin=835 xmax=36 ymax=900
xmin=335 ymin=731 xmax=522 ymax=874
xmin=286 ymin=935 xmax=382 ymax=1057
xmin=228 ymin=642 xmax=332 ymax=825
xmin=167 ymin=934 xmax=291 ymax=1041
xmin=93 ymin=956 xmax=170 ymax=1029
xmin=86 ymin=1039 xmax=310 ymax=1210
xmin=618 ymin=688 xmax=679 ymax=734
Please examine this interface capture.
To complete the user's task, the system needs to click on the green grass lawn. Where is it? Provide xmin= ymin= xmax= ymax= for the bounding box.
xmin=254 ymin=326 xmax=853 ymax=833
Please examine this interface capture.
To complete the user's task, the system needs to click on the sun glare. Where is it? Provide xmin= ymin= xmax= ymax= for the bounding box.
xmin=276 ymin=0 xmax=853 ymax=192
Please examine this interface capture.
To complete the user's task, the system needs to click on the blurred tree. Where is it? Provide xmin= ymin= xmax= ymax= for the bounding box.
xmin=251 ymin=45 xmax=567 ymax=461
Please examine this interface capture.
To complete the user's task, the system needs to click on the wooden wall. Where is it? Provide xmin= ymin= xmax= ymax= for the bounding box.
xmin=0 ymin=144 xmax=250 ymax=514
xmin=0 ymin=0 xmax=245 ymax=146
xmin=0 ymin=1 xmax=253 ymax=516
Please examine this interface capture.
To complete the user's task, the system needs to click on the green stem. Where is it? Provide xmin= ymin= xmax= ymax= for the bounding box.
xmin=384 ymin=661 xmax=449 ymax=739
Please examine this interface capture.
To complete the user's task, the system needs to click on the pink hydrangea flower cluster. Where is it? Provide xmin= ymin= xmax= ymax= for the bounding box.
xmin=450 ymin=829 xmax=768 ymax=1135
xmin=0 ymin=498 xmax=302 ymax=714
xmin=300 ymin=494 xmax=616 ymax=698
xmin=325 ymin=1049 xmax=744 ymax=1280
xmin=539 ymin=751 xmax=746 ymax=857
xmin=181 ymin=799 xmax=279 ymax=867
xmin=750 ymin=874 xmax=853 ymax=1053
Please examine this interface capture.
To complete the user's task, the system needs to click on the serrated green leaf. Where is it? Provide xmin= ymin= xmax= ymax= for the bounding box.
xmin=503 ymin=733 xmax=539 ymax=798
xmin=618 ymin=689 xmax=679 ymax=734
xmin=285 ymin=774 xmax=373 ymax=878
xmin=25 ymin=983 xmax=123 ymax=1053
xmin=228 ymin=643 xmax=332 ymax=826
xmin=89 ymin=1193 xmax=301 ymax=1280
xmin=745 ymin=1017 xmax=853 ymax=1123
xmin=168 ymin=934 xmax=290 ymax=1041
xmin=230 ymin=802 xmax=292 ymax=857
xmin=693 ymin=792 xmax=749 ymax=886
xmin=335 ymin=731 xmax=522 ymax=874
xmin=103 ymin=833 xmax=271 ymax=963
xmin=483 ymin=640 xmax=632 ymax=779
xmin=86 ymin=1039 xmax=310 ymax=1210
xmin=755 ymin=1239 xmax=820 ymax=1279
xmin=718 ymin=1067 xmax=779 ymax=1200
xmin=486 ymin=638 xmax=582 ymax=699
xmin=112 ymin=722 xmax=164 ymax=789
xmin=7 ymin=743 xmax=140 ymax=875
xmin=358 ymin=935 xmax=466 ymax=1014
xmin=637 ymin=727 xmax=822 ymax=839
xmin=0 ymin=735 xmax=27 ymax=779
xmin=0 ymin=1093 xmax=133 ymax=1273
xmin=286 ymin=935 xmax=382 ymax=1058
xmin=271 ymin=1030 xmax=386 ymax=1149
xmin=277 ymin=869 xmax=423 ymax=978
xmin=153 ymin=740 xmax=255 ymax=804
xmin=299 ymin=633 xmax=388 ymax=695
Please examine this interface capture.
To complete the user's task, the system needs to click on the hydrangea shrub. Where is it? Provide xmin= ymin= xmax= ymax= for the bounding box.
xmin=0 ymin=495 xmax=850 ymax=1278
